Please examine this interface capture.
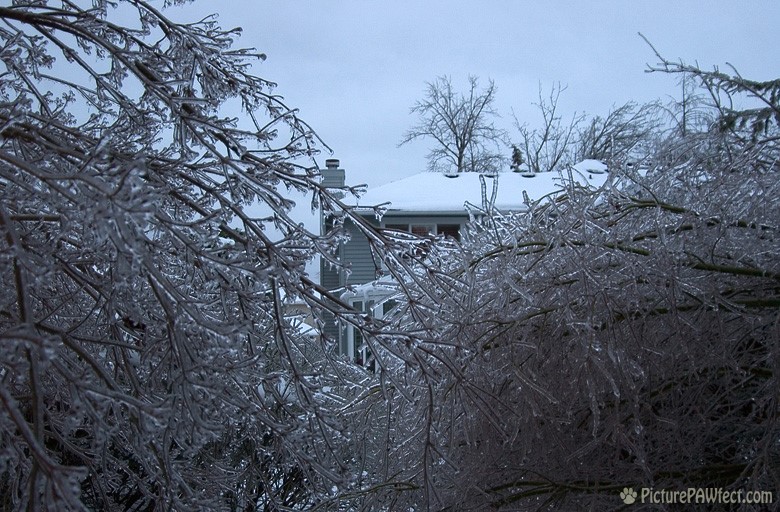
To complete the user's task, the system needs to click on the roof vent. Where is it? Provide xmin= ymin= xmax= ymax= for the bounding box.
xmin=443 ymin=170 xmax=459 ymax=178
xmin=325 ymin=158 xmax=340 ymax=169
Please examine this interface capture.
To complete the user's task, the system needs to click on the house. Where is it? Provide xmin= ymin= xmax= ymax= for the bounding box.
xmin=319 ymin=158 xmax=610 ymax=362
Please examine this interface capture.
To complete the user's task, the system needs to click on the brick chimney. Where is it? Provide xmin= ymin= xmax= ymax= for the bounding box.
xmin=321 ymin=158 xmax=345 ymax=197
xmin=319 ymin=159 xmax=347 ymax=336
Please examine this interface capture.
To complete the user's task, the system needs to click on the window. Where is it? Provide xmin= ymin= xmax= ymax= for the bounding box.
xmin=346 ymin=299 xmax=376 ymax=370
xmin=344 ymin=294 xmax=397 ymax=371
xmin=437 ymin=224 xmax=460 ymax=241
xmin=383 ymin=222 xmax=460 ymax=240
xmin=383 ymin=299 xmax=397 ymax=316
xmin=410 ymin=224 xmax=434 ymax=236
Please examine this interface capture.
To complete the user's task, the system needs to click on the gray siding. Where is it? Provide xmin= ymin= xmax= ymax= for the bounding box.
xmin=343 ymin=219 xmax=379 ymax=286
xmin=319 ymin=258 xmax=341 ymax=291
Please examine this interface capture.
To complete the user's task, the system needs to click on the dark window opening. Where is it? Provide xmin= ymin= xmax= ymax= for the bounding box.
xmin=437 ymin=224 xmax=460 ymax=241
xmin=383 ymin=299 xmax=397 ymax=316
xmin=410 ymin=224 xmax=433 ymax=236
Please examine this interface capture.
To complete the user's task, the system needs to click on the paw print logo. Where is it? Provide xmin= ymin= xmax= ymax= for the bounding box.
xmin=620 ymin=487 xmax=638 ymax=505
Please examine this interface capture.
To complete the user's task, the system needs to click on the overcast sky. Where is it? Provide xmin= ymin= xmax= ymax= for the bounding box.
xmin=171 ymin=1 xmax=780 ymax=189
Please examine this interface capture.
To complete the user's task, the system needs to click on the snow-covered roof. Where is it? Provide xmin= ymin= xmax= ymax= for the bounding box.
xmin=289 ymin=316 xmax=319 ymax=338
xmin=340 ymin=278 xmax=398 ymax=300
xmin=339 ymin=278 xmax=400 ymax=314
xmin=349 ymin=160 xmax=609 ymax=215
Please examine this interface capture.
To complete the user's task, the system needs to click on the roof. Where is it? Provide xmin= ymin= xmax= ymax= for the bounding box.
xmin=349 ymin=160 xmax=610 ymax=215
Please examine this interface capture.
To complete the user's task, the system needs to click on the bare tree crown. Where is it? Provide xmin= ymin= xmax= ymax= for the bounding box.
xmin=400 ymin=75 xmax=507 ymax=173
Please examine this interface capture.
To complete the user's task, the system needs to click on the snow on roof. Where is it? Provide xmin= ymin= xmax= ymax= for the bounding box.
xmin=289 ymin=315 xmax=319 ymax=337
xmin=349 ymin=160 xmax=610 ymax=214
xmin=340 ymin=278 xmax=398 ymax=299
xmin=339 ymin=278 xmax=399 ymax=311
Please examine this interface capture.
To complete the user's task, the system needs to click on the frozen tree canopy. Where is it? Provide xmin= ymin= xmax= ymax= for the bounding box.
xmin=0 ymin=1 xmax=391 ymax=509
xmin=361 ymin=60 xmax=780 ymax=509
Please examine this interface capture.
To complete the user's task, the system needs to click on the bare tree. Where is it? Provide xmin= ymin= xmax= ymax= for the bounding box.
xmin=645 ymin=39 xmax=780 ymax=161
xmin=574 ymin=101 xmax=661 ymax=164
xmin=513 ymin=83 xmax=584 ymax=174
xmin=400 ymin=75 xmax=507 ymax=173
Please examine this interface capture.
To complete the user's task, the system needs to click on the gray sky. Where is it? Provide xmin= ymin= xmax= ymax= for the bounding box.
xmin=173 ymin=1 xmax=780 ymax=189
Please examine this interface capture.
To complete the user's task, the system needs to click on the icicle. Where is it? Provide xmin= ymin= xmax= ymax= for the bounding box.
xmin=479 ymin=174 xmax=487 ymax=210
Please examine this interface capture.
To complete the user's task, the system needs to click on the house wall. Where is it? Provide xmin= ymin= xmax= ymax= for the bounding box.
xmin=319 ymin=216 xmax=379 ymax=343
xmin=343 ymin=217 xmax=379 ymax=285
xmin=340 ymin=213 xmax=470 ymax=288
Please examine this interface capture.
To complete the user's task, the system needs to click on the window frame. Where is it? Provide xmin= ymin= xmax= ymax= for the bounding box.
xmin=382 ymin=222 xmax=461 ymax=240
xmin=343 ymin=291 xmax=398 ymax=370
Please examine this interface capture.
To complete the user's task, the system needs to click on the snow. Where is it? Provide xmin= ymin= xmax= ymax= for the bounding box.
xmin=571 ymin=159 xmax=608 ymax=174
xmin=341 ymin=278 xmax=398 ymax=299
xmin=348 ymin=161 xmax=610 ymax=214
xmin=339 ymin=278 xmax=399 ymax=315
xmin=289 ymin=315 xmax=319 ymax=337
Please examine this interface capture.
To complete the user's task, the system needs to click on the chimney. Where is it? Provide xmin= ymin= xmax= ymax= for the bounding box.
xmin=319 ymin=159 xmax=347 ymax=295
xmin=321 ymin=158 xmax=345 ymax=195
